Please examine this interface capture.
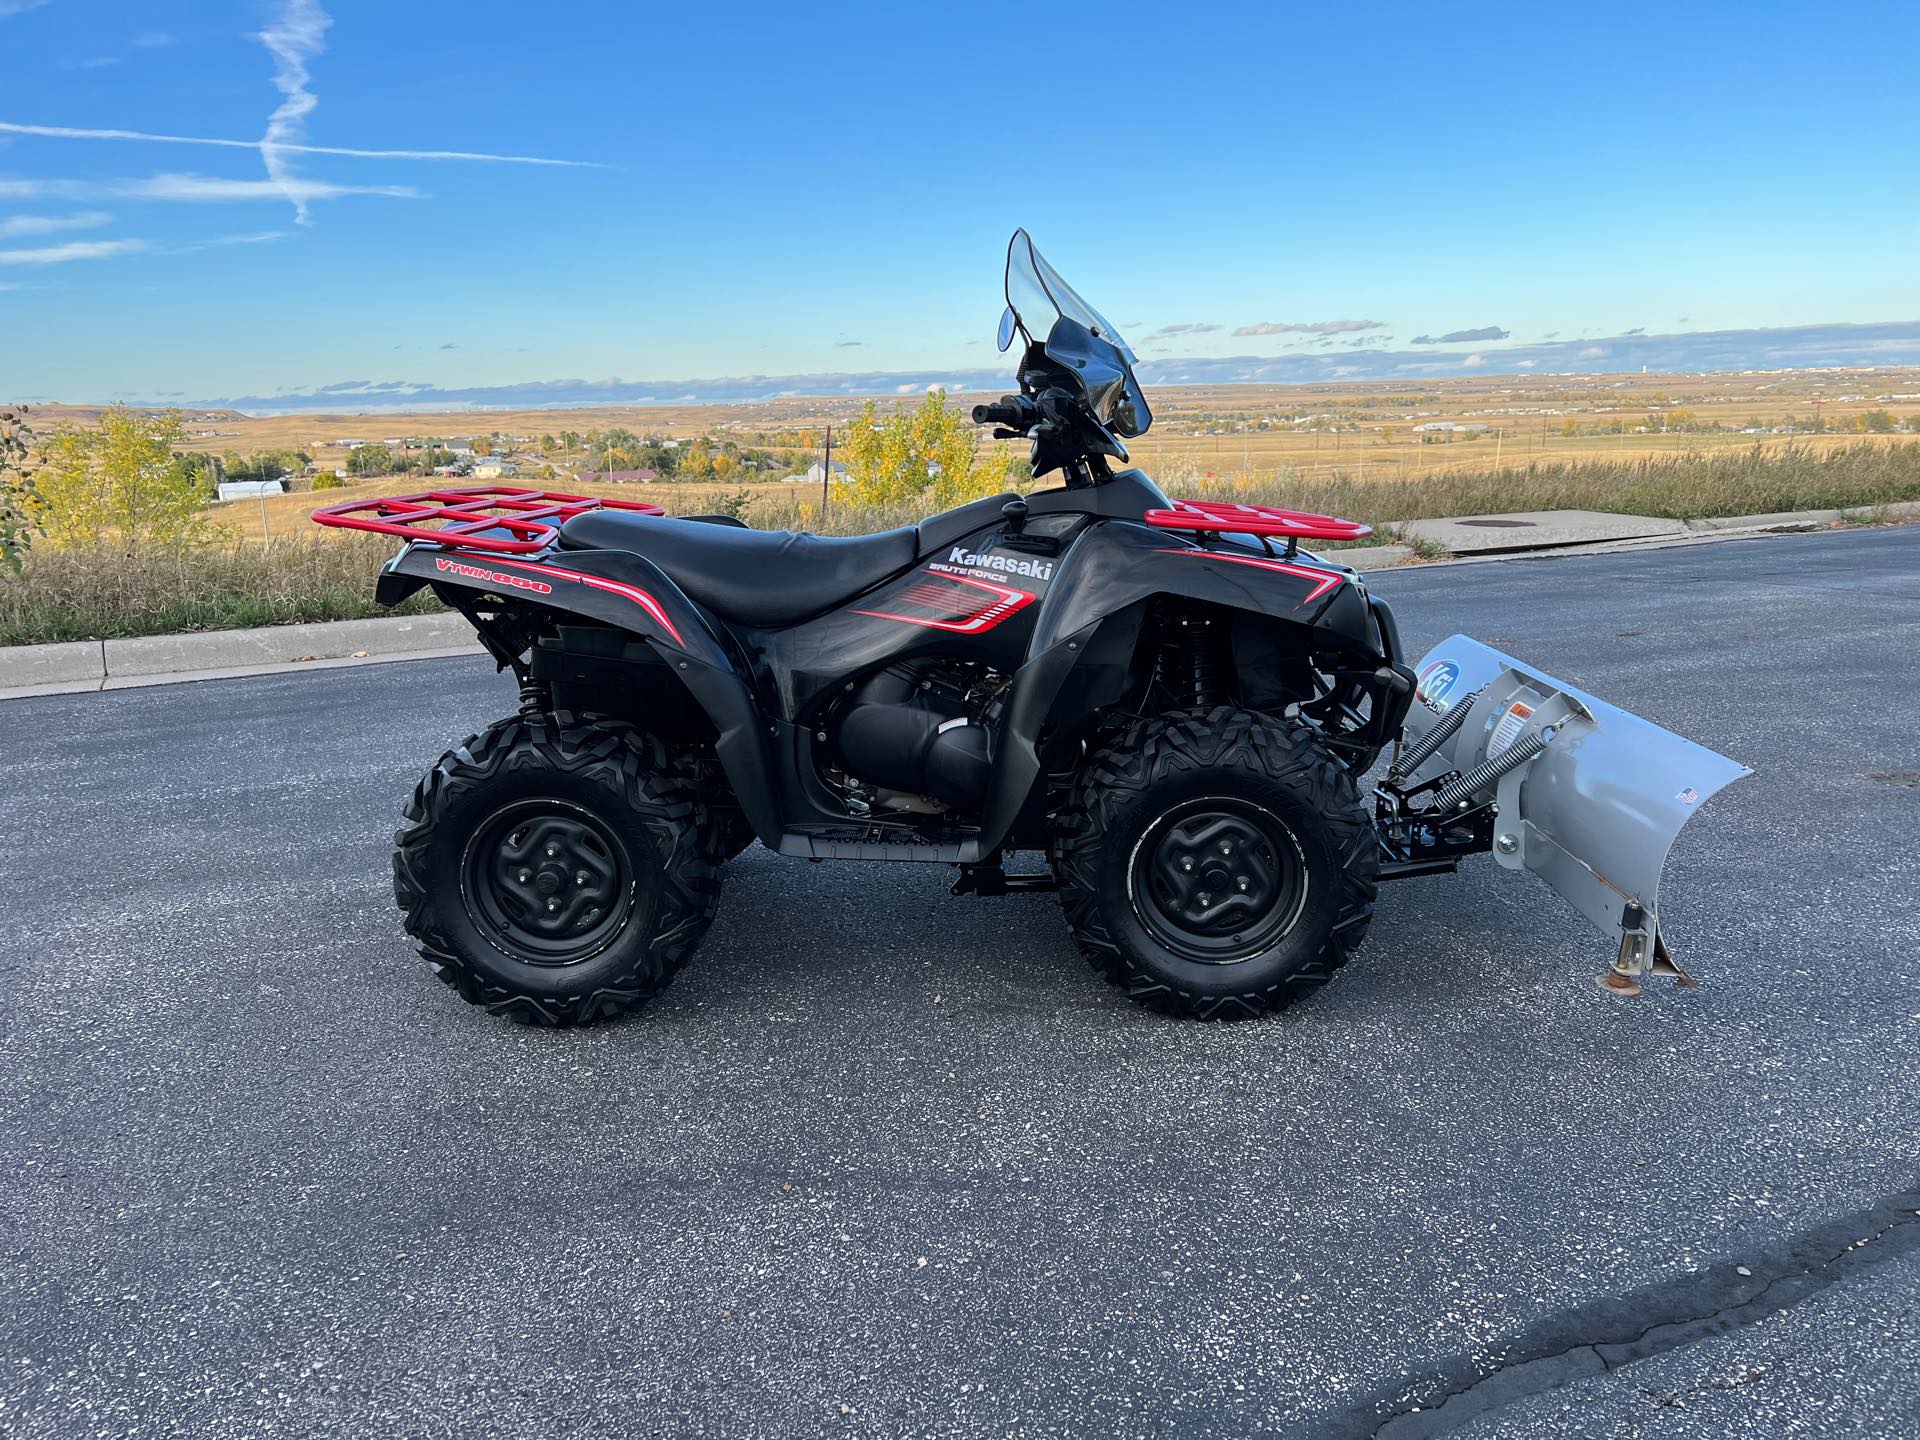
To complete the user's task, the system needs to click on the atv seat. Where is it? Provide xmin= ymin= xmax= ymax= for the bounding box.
xmin=558 ymin=510 xmax=917 ymax=627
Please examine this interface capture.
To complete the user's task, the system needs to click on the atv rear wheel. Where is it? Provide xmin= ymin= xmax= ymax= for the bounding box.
xmin=393 ymin=712 xmax=720 ymax=1025
xmin=1051 ymin=707 xmax=1377 ymax=1019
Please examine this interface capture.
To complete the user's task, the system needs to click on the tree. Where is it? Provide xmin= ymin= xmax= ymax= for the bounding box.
xmin=843 ymin=389 xmax=985 ymax=508
xmin=33 ymin=406 xmax=203 ymax=551
xmin=178 ymin=452 xmax=224 ymax=498
xmin=634 ymin=440 xmax=677 ymax=477
xmin=347 ymin=443 xmax=395 ymax=476
xmin=1863 ymin=409 xmax=1896 ymax=434
xmin=0 ymin=403 xmax=39 ymax=572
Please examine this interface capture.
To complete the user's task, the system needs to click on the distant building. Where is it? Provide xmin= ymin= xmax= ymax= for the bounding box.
xmin=783 ymin=460 xmax=850 ymax=485
xmin=575 ymin=469 xmax=658 ymax=484
xmin=472 ymin=457 xmax=519 ymax=479
xmin=216 ymin=479 xmax=288 ymax=500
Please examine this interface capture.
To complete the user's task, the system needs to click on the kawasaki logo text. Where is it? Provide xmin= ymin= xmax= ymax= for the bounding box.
xmin=946 ymin=546 xmax=1053 ymax=581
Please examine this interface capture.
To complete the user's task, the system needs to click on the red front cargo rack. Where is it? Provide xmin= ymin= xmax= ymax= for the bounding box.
xmin=310 ymin=485 xmax=664 ymax=555
xmin=1144 ymin=498 xmax=1373 ymax=544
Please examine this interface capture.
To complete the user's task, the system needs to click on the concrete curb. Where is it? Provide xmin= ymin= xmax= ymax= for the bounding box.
xmin=1 ymin=502 xmax=1913 ymax=703
xmin=1686 ymin=499 xmax=1920 ymax=532
xmin=1 ymin=611 xmax=478 ymax=700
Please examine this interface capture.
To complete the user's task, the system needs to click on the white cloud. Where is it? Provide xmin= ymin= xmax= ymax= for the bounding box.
xmin=130 ymin=30 xmax=172 ymax=47
xmin=1234 ymin=319 xmax=1385 ymax=337
xmin=0 ymin=1 xmax=53 ymax=18
xmin=0 ymin=173 xmax=420 ymax=202
xmin=122 ymin=172 xmax=419 ymax=203
xmin=0 ymin=238 xmax=147 ymax=265
xmin=170 ymin=230 xmax=287 ymax=254
xmin=0 ymin=209 xmax=109 ymax=237
xmin=256 ymin=0 xmax=332 ymax=225
xmin=0 ymin=121 xmax=596 ymax=167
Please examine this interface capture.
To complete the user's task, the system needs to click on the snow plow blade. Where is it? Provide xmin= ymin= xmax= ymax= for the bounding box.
xmin=1385 ymin=635 xmax=1751 ymax=991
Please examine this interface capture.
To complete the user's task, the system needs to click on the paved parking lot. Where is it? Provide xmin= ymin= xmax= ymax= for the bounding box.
xmin=2 ymin=526 xmax=1915 ymax=1438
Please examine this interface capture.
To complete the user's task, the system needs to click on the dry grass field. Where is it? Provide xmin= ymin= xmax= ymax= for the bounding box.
xmin=9 ymin=368 xmax=1920 ymax=646
xmin=49 ymin=364 xmax=1891 ymax=543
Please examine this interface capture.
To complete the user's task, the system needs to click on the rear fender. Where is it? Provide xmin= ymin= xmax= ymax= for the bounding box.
xmin=384 ymin=541 xmax=726 ymax=666
xmin=386 ymin=542 xmax=783 ymax=843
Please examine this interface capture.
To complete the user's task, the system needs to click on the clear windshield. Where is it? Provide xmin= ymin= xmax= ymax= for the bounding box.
xmin=1003 ymin=229 xmax=1137 ymax=363
xmin=1001 ymin=229 xmax=1151 ymax=438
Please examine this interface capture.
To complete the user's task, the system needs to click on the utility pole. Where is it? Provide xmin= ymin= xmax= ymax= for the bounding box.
xmin=821 ymin=425 xmax=832 ymax=520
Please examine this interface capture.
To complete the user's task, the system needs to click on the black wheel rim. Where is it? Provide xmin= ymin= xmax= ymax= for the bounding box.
xmin=461 ymin=800 xmax=634 ymax=965
xmin=1126 ymin=797 xmax=1308 ymax=964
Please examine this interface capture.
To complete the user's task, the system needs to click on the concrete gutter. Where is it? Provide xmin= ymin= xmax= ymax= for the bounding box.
xmin=0 ymin=502 xmax=1913 ymax=702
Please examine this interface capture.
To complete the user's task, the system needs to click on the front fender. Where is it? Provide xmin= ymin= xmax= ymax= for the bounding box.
xmin=971 ymin=522 xmax=1380 ymax=852
xmin=1029 ymin=520 xmax=1372 ymax=653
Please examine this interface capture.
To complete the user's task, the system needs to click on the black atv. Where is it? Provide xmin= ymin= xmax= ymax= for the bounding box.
xmin=317 ymin=230 xmax=1748 ymax=1022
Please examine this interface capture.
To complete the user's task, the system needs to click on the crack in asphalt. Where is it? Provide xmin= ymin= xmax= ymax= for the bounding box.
xmin=1330 ymin=1184 xmax=1920 ymax=1439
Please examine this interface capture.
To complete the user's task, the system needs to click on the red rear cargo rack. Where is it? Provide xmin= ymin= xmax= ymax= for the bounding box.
xmin=1144 ymin=498 xmax=1373 ymax=544
xmin=310 ymin=485 xmax=663 ymax=555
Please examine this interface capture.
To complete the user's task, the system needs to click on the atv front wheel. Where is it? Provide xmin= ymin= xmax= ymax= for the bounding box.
xmin=392 ymin=712 xmax=721 ymax=1025
xmin=1051 ymin=707 xmax=1377 ymax=1019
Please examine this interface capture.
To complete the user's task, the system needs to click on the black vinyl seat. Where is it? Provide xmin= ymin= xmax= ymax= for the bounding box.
xmin=558 ymin=510 xmax=917 ymax=627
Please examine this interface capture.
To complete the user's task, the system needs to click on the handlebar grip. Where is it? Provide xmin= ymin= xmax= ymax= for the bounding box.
xmin=972 ymin=395 xmax=1034 ymax=428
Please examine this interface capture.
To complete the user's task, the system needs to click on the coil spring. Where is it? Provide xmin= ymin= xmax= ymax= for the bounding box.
xmin=1188 ymin=614 xmax=1221 ymax=709
xmin=1388 ymin=687 xmax=1483 ymax=782
xmin=1431 ymin=726 xmax=1553 ymax=809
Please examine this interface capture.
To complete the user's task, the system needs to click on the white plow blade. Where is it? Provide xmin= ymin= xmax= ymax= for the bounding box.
xmin=1400 ymin=635 xmax=1751 ymax=983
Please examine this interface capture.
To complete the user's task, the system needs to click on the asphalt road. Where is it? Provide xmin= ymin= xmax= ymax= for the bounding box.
xmin=2 ymin=527 xmax=1916 ymax=1439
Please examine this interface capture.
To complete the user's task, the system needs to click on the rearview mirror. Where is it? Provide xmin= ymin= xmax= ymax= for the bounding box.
xmin=995 ymin=305 xmax=1017 ymax=353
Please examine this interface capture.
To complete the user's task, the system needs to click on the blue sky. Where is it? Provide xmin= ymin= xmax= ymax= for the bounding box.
xmin=2 ymin=0 xmax=1918 ymax=410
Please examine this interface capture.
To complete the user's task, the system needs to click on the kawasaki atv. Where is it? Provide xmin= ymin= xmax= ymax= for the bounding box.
xmin=316 ymin=229 xmax=1749 ymax=1024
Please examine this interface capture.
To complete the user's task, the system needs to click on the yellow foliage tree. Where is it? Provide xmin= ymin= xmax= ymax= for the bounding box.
xmin=843 ymin=388 xmax=1026 ymax=510
xmin=33 ymin=406 xmax=204 ymax=550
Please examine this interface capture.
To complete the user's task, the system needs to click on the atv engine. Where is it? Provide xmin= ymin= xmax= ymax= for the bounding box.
xmin=831 ymin=661 xmax=1010 ymax=813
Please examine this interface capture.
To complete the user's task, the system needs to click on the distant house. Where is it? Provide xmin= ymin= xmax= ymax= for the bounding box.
xmin=446 ymin=444 xmax=474 ymax=459
xmin=575 ymin=469 xmax=658 ymax=484
xmin=783 ymin=460 xmax=850 ymax=485
xmin=472 ymin=457 xmax=519 ymax=479
xmin=216 ymin=479 xmax=288 ymax=500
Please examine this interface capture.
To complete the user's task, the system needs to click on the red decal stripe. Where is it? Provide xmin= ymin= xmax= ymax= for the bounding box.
xmin=853 ymin=572 xmax=1036 ymax=634
xmin=446 ymin=555 xmax=684 ymax=646
xmin=1168 ymin=550 xmax=1344 ymax=606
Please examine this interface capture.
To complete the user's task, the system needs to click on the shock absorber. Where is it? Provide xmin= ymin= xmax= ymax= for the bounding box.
xmin=1430 ymin=725 xmax=1555 ymax=810
xmin=1388 ymin=688 xmax=1483 ymax=783
xmin=1188 ymin=613 xmax=1221 ymax=709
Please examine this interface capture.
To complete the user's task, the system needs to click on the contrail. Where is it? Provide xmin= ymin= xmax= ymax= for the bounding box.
xmin=258 ymin=0 xmax=331 ymax=225
xmin=0 ymin=121 xmax=597 ymax=167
